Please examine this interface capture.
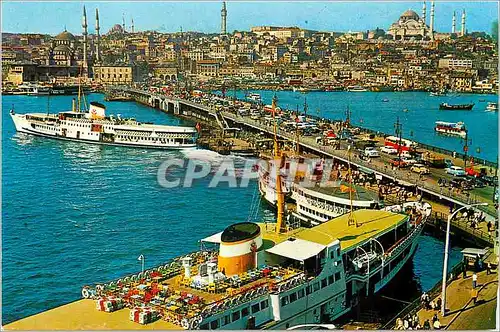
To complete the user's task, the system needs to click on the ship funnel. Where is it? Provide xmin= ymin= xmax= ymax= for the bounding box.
xmin=207 ymin=262 xmax=217 ymax=284
xmin=87 ymin=101 xmax=106 ymax=119
xmin=218 ymin=222 xmax=262 ymax=276
xmin=182 ymin=257 xmax=193 ymax=279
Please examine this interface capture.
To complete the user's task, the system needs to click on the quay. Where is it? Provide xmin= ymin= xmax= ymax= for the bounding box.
xmin=382 ymin=263 xmax=497 ymax=330
xmin=115 ymin=87 xmax=497 ymax=222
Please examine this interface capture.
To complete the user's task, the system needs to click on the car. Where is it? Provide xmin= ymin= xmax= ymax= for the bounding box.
xmin=482 ymin=175 xmax=498 ymax=186
xmin=410 ymin=163 xmax=430 ymax=174
xmin=364 ymin=147 xmax=380 ymax=157
xmin=389 ymin=158 xmax=408 ymax=168
xmin=402 ymin=157 xmax=418 ymax=165
xmin=399 ymin=150 xmax=412 ymax=158
xmin=444 ymin=159 xmax=454 ymax=168
xmin=445 ymin=166 xmax=466 ymax=177
xmin=380 ymin=146 xmax=398 ymax=154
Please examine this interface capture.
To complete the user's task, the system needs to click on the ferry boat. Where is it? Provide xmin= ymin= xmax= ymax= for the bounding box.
xmin=486 ymin=102 xmax=498 ymax=111
xmin=10 ymin=101 xmax=198 ymax=149
xmin=77 ymin=203 xmax=432 ymax=329
xmin=384 ymin=136 xmax=417 ymax=152
xmin=346 ymin=86 xmax=368 ymax=92
xmin=434 ymin=121 xmax=467 ymax=138
xmin=439 ymin=102 xmax=474 ymax=110
xmin=247 ymin=93 xmax=262 ymax=102
xmin=291 ymin=182 xmax=379 ymax=226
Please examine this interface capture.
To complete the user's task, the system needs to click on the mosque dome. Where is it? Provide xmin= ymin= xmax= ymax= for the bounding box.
xmin=400 ymin=9 xmax=420 ymax=20
xmin=55 ymin=30 xmax=76 ymax=41
xmin=109 ymin=24 xmax=125 ymax=34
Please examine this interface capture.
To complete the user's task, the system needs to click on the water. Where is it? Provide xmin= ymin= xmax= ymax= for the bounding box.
xmin=225 ymin=90 xmax=498 ymax=162
xmin=2 ymin=93 xmax=462 ymax=324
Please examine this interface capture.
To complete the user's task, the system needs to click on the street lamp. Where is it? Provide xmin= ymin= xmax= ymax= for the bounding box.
xmin=441 ymin=202 xmax=488 ymax=316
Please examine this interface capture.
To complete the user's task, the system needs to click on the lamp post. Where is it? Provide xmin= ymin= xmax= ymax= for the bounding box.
xmin=441 ymin=202 xmax=488 ymax=316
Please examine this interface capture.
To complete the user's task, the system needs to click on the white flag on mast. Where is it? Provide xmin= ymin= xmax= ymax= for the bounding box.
xmin=137 ymin=254 xmax=144 ymax=261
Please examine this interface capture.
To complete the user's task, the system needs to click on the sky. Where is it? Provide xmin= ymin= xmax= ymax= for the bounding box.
xmin=1 ymin=1 xmax=498 ymax=35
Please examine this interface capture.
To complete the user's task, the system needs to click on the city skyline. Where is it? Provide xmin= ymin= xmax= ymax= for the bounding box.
xmin=2 ymin=1 xmax=498 ymax=36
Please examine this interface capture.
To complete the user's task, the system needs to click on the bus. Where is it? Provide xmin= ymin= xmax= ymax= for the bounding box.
xmin=384 ymin=135 xmax=417 ymax=152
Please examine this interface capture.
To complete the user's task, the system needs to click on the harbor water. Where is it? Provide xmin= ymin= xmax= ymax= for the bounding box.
xmin=228 ymin=90 xmax=498 ymax=162
xmin=2 ymin=93 xmax=464 ymax=324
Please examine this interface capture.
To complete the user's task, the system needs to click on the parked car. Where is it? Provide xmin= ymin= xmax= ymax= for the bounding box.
xmin=390 ymin=158 xmax=408 ymax=168
xmin=380 ymin=146 xmax=398 ymax=154
xmin=402 ymin=157 xmax=418 ymax=165
xmin=445 ymin=166 xmax=466 ymax=177
xmin=400 ymin=150 xmax=412 ymax=158
xmin=482 ymin=175 xmax=498 ymax=186
xmin=364 ymin=147 xmax=380 ymax=157
xmin=410 ymin=163 xmax=430 ymax=175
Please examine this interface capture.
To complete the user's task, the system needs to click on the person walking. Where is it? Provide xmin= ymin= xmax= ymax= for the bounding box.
xmin=486 ymin=262 xmax=491 ymax=275
xmin=472 ymin=272 xmax=477 ymax=288
xmin=471 ymin=287 xmax=478 ymax=305
xmin=423 ymin=319 xmax=431 ymax=330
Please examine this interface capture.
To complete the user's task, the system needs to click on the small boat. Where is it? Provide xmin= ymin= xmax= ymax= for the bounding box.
xmin=382 ymin=98 xmax=389 ymax=102
xmin=430 ymin=91 xmax=446 ymax=97
xmin=403 ymin=108 xmax=410 ymax=112
xmin=246 ymin=93 xmax=261 ymax=102
xmin=346 ymin=85 xmax=368 ymax=92
xmin=478 ymin=99 xmax=486 ymax=102
xmin=435 ymin=121 xmax=467 ymax=138
xmin=439 ymin=102 xmax=474 ymax=110
xmin=486 ymin=102 xmax=498 ymax=111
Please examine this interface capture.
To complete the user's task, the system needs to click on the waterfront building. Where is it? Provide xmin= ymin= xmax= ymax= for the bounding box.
xmin=93 ymin=65 xmax=137 ymax=84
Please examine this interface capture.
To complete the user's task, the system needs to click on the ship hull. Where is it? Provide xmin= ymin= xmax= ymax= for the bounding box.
xmin=10 ymin=113 xmax=197 ymax=150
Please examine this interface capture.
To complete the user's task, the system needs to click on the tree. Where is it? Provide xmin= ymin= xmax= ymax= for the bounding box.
xmin=492 ymin=20 xmax=498 ymax=43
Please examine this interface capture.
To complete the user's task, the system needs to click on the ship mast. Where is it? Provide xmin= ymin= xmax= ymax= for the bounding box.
xmin=347 ymin=145 xmax=357 ymax=227
xmin=273 ymin=94 xmax=286 ymax=234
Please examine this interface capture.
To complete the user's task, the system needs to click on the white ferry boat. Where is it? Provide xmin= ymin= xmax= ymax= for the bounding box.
xmin=486 ymin=102 xmax=498 ymax=111
xmin=79 ymin=203 xmax=432 ymax=329
xmin=346 ymin=86 xmax=368 ymax=92
xmin=434 ymin=121 xmax=467 ymax=138
xmin=10 ymin=101 xmax=197 ymax=149
xmin=247 ymin=93 xmax=262 ymax=102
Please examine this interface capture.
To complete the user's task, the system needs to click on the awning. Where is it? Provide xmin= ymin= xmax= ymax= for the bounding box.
xmin=201 ymin=231 xmax=223 ymax=244
xmin=461 ymin=248 xmax=489 ymax=258
xmin=266 ymin=238 xmax=326 ymax=262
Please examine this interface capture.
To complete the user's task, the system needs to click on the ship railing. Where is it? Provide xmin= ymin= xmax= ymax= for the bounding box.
xmin=384 ymin=223 xmax=423 ymax=259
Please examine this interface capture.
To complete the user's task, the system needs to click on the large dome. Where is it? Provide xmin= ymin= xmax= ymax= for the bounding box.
xmin=53 ymin=44 xmax=71 ymax=52
xmin=400 ymin=9 xmax=420 ymax=20
xmin=55 ymin=30 xmax=76 ymax=41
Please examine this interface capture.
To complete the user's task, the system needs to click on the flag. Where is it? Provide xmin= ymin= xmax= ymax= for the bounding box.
xmin=137 ymin=254 xmax=144 ymax=261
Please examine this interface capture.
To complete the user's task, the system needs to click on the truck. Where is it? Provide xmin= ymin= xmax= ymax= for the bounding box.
xmin=421 ymin=153 xmax=446 ymax=168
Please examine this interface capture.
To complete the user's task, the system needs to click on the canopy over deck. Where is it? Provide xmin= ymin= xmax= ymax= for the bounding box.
xmin=266 ymin=238 xmax=326 ymax=262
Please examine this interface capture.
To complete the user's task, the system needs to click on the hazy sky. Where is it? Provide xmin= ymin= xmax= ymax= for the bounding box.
xmin=2 ymin=1 xmax=498 ymax=35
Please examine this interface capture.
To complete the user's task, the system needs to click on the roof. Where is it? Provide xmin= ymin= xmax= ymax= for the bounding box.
xmin=201 ymin=231 xmax=223 ymax=244
xmin=267 ymin=210 xmax=407 ymax=252
xmin=461 ymin=248 xmax=489 ymax=257
xmin=266 ymin=238 xmax=326 ymax=262
xmin=55 ymin=31 xmax=76 ymax=41
xmin=53 ymin=44 xmax=71 ymax=52
xmin=401 ymin=9 xmax=419 ymax=19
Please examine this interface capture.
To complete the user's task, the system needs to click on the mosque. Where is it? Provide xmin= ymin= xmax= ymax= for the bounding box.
xmin=387 ymin=1 xmax=466 ymax=41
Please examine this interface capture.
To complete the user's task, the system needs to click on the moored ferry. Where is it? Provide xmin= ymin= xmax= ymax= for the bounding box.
xmin=346 ymin=85 xmax=368 ymax=92
xmin=434 ymin=121 xmax=467 ymax=138
xmin=73 ymin=203 xmax=431 ymax=330
xmin=10 ymin=101 xmax=198 ymax=149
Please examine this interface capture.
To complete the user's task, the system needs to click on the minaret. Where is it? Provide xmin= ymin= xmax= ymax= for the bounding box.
xmin=221 ymin=1 xmax=227 ymax=36
xmin=95 ymin=8 xmax=100 ymax=63
xmin=461 ymin=9 xmax=466 ymax=36
xmin=131 ymin=18 xmax=135 ymax=33
xmin=122 ymin=14 xmax=126 ymax=32
xmin=422 ymin=2 xmax=426 ymax=25
xmin=452 ymin=11 xmax=456 ymax=34
xmin=429 ymin=1 xmax=435 ymax=40
xmin=82 ymin=5 xmax=88 ymax=73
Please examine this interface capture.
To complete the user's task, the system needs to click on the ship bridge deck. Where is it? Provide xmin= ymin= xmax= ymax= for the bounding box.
xmin=260 ymin=209 xmax=408 ymax=252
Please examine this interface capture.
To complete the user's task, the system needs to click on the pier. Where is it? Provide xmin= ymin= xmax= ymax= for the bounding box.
xmin=117 ymin=87 xmax=497 ymax=222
